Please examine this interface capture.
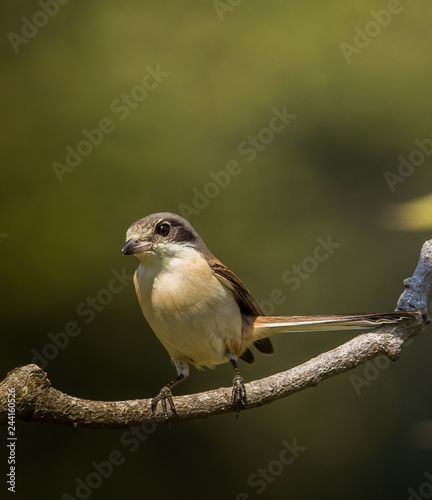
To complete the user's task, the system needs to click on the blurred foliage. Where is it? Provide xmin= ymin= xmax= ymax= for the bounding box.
xmin=1 ymin=1 xmax=432 ymax=499
xmin=382 ymin=193 xmax=432 ymax=230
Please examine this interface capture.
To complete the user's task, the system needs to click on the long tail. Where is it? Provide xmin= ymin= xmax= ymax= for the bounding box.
xmin=250 ymin=311 xmax=419 ymax=343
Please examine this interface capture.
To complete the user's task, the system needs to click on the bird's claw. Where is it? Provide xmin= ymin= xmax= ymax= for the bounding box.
xmin=151 ymin=386 xmax=177 ymax=423
xmin=232 ymin=375 xmax=247 ymax=417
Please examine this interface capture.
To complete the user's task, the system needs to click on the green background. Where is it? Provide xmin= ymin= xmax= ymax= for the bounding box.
xmin=2 ymin=1 xmax=432 ymax=499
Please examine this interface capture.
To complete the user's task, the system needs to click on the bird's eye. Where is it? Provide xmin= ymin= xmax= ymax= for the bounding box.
xmin=157 ymin=223 xmax=170 ymax=236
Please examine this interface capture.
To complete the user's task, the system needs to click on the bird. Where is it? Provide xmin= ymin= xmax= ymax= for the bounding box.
xmin=121 ymin=212 xmax=417 ymax=420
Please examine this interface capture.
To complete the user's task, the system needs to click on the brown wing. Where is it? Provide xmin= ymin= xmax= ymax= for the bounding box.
xmin=210 ymin=258 xmax=263 ymax=316
xmin=210 ymin=257 xmax=274 ymax=359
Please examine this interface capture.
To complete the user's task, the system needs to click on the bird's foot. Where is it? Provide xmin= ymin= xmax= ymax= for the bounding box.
xmin=151 ymin=386 xmax=177 ymax=423
xmin=232 ymin=375 xmax=247 ymax=417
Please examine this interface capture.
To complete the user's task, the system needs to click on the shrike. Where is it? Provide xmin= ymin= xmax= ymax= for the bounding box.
xmin=122 ymin=212 xmax=415 ymax=420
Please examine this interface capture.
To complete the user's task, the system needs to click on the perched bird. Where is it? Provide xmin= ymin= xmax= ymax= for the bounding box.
xmin=122 ymin=212 xmax=416 ymax=420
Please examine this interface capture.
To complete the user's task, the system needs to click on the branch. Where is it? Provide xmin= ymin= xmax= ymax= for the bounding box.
xmin=1 ymin=240 xmax=431 ymax=428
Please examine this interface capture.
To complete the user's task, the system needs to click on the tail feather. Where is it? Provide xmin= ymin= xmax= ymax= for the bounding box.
xmin=250 ymin=311 xmax=419 ymax=342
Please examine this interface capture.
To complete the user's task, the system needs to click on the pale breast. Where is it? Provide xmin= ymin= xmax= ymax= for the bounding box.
xmin=133 ymin=250 xmax=243 ymax=367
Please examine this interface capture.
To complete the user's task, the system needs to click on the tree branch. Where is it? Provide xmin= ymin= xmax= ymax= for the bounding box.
xmin=1 ymin=240 xmax=431 ymax=428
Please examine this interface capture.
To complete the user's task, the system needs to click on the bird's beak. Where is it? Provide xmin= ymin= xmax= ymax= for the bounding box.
xmin=121 ymin=239 xmax=152 ymax=255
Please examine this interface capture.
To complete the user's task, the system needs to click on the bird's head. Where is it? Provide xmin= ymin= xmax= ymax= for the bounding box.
xmin=121 ymin=212 xmax=205 ymax=261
